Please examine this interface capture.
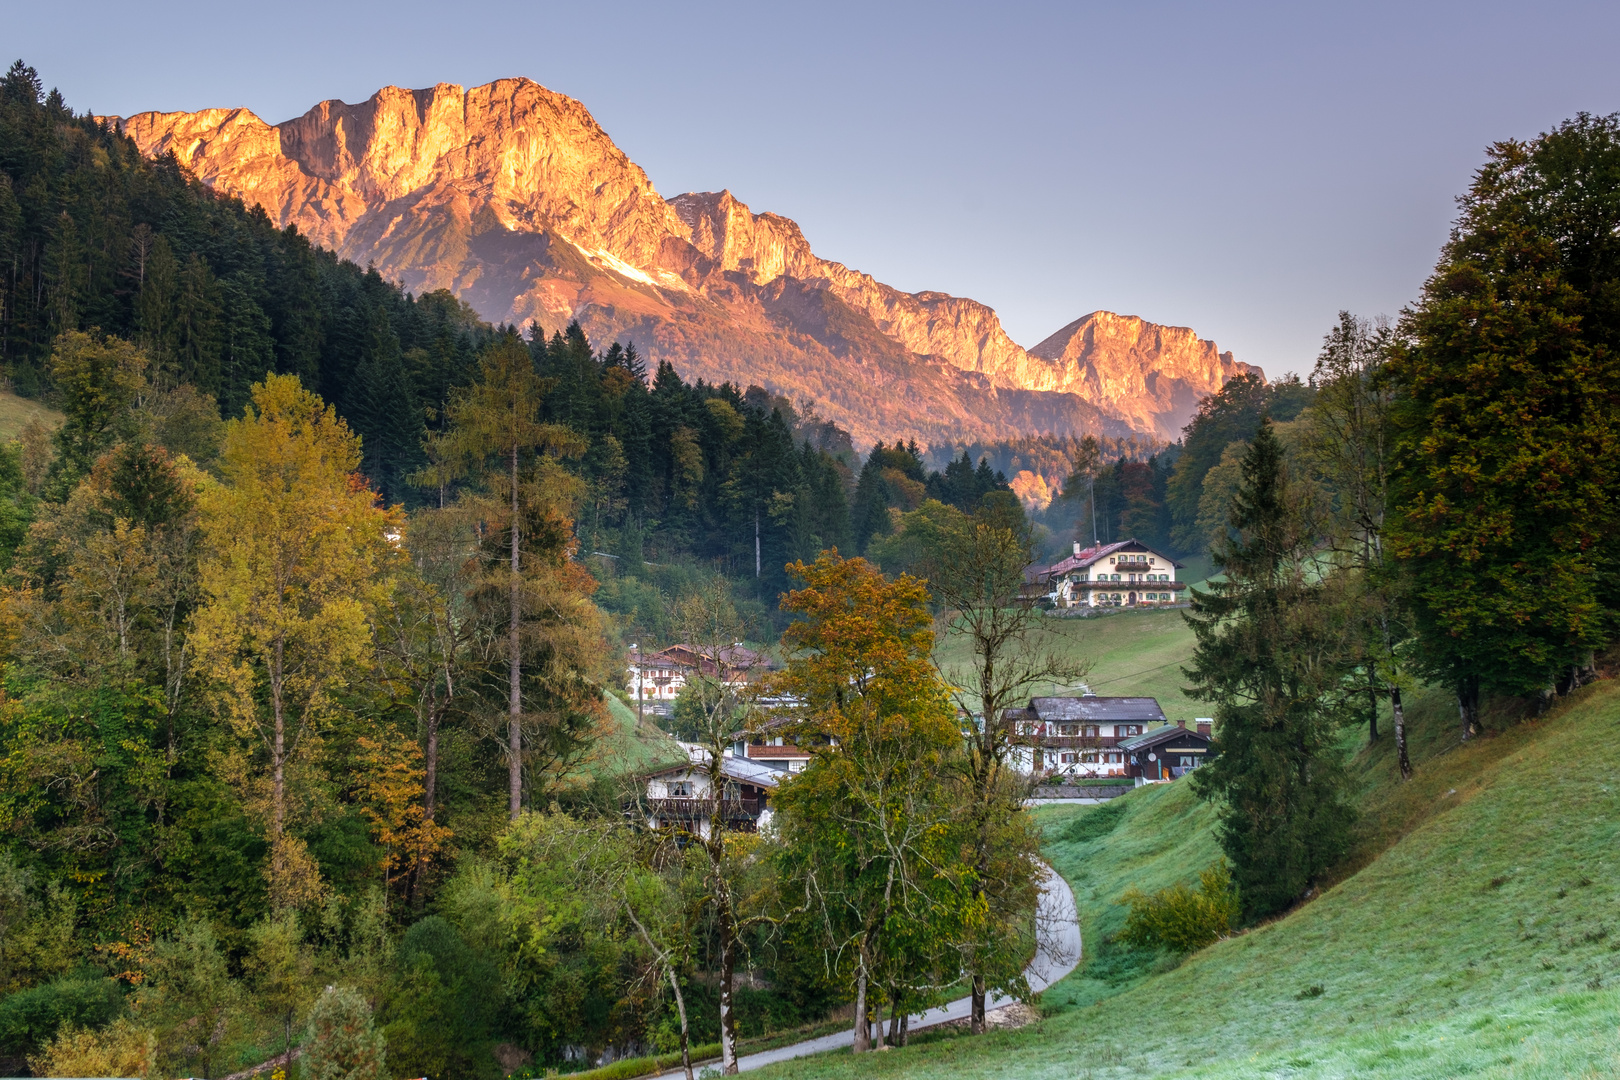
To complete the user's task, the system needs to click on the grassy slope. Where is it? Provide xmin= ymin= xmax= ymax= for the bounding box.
xmin=0 ymin=391 xmax=60 ymax=441
xmin=764 ymin=678 xmax=1620 ymax=1080
xmin=933 ymin=558 xmax=1213 ymax=721
xmin=588 ymin=695 xmax=683 ymax=777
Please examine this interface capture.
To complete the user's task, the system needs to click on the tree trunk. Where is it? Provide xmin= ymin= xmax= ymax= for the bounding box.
xmin=754 ymin=510 xmax=760 ymax=579
xmin=411 ymin=699 xmax=442 ymax=911
xmin=1390 ymin=684 xmax=1411 ymax=781
xmin=852 ymin=963 xmax=869 ymax=1053
xmin=898 ymin=1011 xmax=908 ymax=1047
xmin=970 ymin=972 xmax=987 ymax=1035
xmin=1457 ymin=675 xmax=1479 ymax=742
xmin=509 ymin=444 xmax=523 ymax=820
xmin=667 ymin=966 xmax=694 ymax=1080
xmin=1366 ymin=664 xmax=1379 ymax=742
xmin=718 ymin=904 xmax=737 ymax=1073
xmin=270 ymin=635 xmax=286 ymax=889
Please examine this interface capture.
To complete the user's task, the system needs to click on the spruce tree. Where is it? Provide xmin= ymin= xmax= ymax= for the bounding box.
xmin=1185 ymin=419 xmax=1355 ymax=920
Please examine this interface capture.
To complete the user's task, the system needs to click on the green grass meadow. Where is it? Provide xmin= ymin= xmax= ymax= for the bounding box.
xmin=933 ymin=555 xmax=1215 ymax=721
xmin=0 ymin=390 xmax=60 ymax=441
xmin=756 ymin=673 xmax=1620 ymax=1080
xmin=592 ymin=694 xmax=682 ymax=777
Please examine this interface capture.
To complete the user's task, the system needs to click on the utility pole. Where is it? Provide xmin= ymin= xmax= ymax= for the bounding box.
xmin=631 ymin=644 xmax=642 ymax=728
xmin=1089 ymin=473 xmax=1098 ymax=546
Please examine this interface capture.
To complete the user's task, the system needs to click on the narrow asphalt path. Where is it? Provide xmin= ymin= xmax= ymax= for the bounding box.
xmin=654 ymin=864 xmax=1081 ymax=1076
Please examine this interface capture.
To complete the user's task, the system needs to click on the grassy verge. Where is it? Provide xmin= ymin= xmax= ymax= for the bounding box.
xmin=754 ymin=677 xmax=1620 ymax=1079
xmin=565 ymin=1016 xmax=861 ymax=1080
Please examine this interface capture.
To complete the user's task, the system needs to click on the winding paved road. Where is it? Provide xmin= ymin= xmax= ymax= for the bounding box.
xmin=654 ymin=865 xmax=1081 ymax=1076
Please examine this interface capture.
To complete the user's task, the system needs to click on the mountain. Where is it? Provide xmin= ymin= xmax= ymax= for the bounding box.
xmin=108 ymin=79 xmax=1260 ymax=446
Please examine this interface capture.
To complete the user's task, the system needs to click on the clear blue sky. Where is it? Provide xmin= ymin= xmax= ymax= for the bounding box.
xmin=11 ymin=1 xmax=1620 ymax=377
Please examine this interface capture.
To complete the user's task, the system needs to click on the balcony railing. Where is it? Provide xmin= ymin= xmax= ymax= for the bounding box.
xmin=1026 ymin=734 xmax=1132 ymax=749
xmin=646 ymin=797 xmax=763 ymax=820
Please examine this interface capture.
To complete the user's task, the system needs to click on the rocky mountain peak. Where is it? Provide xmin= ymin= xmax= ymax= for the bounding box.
xmin=108 ymin=77 xmax=1260 ymax=446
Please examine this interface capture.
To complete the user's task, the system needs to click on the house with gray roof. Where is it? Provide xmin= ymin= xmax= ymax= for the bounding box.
xmin=641 ymin=745 xmax=780 ymax=837
xmin=1004 ymin=695 xmax=1213 ymax=778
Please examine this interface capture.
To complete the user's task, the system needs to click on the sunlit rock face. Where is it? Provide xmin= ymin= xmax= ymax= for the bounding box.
xmin=110 ymin=79 xmax=1259 ymax=447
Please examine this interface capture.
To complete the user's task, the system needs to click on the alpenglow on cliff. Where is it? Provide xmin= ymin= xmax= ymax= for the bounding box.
xmin=110 ymin=78 xmax=1260 ymax=446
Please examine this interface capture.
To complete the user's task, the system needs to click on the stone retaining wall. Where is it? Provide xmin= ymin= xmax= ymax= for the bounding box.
xmin=1032 ymin=784 xmax=1133 ymax=800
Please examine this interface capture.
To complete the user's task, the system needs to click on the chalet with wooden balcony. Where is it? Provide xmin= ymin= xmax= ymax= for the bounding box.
xmin=732 ymin=714 xmax=814 ymax=775
xmin=1030 ymin=539 xmax=1188 ymax=610
xmin=641 ymin=747 xmax=780 ymax=837
xmin=627 ymin=643 xmax=769 ymax=711
xmin=1005 ymin=695 xmax=1174 ymax=777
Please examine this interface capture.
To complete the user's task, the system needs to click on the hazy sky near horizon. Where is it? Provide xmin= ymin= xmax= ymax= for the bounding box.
xmin=10 ymin=0 xmax=1620 ymax=377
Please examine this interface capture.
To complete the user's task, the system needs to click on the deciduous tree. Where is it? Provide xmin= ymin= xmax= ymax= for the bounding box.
xmin=191 ymin=373 xmax=399 ymax=908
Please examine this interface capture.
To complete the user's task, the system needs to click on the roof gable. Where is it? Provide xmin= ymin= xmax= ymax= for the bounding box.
xmin=1118 ymin=724 xmax=1213 ymax=751
xmin=1029 ymin=696 xmax=1169 ymax=723
xmin=1041 ymin=539 xmax=1185 ymax=577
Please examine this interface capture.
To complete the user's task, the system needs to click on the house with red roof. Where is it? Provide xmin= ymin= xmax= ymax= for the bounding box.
xmin=1032 ymin=539 xmax=1188 ymax=610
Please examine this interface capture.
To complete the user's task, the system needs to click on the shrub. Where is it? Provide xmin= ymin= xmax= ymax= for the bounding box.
xmin=0 ymin=974 xmax=125 ymax=1058
xmin=1116 ymin=860 xmax=1241 ymax=953
xmin=304 ymin=986 xmax=385 ymax=1080
xmin=28 ymin=1016 xmax=155 ymax=1080
xmin=378 ymin=916 xmax=500 ymax=1080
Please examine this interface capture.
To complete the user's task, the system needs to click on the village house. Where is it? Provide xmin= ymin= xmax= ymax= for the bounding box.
xmin=626 ymin=642 xmax=768 ymax=713
xmin=731 ymin=711 xmax=815 ymax=775
xmin=1003 ymin=695 xmax=1214 ymax=780
xmin=1029 ymin=539 xmax=1188 ymax=610
xmin=1120 ymin=721 xmax=1215 ymax=781
xmin=641 ymin=745 xmax=780 ymax=837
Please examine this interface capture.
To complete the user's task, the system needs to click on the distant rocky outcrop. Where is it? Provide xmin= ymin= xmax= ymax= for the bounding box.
xmin=109 ymin=79 xmax=1259 ymax=445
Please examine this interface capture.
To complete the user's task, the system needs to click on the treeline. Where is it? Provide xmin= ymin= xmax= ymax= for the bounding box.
xmin=0 ymin=59 xmax=861 ymax=643
xmin=526 ymin=330 xmax=853 ymax=603
xmin=0 ymin=322 xmax=868 ymax=1078
xmin=1184 ymin=114 xmax=1620 ymax=923
xmin=0 ymin=323 xmax=1051 ymax=1077
xmin=0 ymin=61 xmax=495 ymax=507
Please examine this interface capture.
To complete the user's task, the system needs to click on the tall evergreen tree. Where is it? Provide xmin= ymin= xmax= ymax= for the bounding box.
xmin=1185 ymin=419 xmax=1355 ymax=920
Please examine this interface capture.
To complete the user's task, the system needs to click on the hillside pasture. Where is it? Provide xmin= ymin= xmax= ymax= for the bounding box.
xmin=757 ymin=677 xmax=1620 ymax=1080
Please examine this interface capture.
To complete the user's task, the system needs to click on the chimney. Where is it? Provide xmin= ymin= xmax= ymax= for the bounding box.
xmin=1196 ymin=718 xmax=1212 ymax=736
xmin=1177 ymin=718 xmax=1186 ymax=729
xmin=1074 ymin=541 xmax=1082 ymax=556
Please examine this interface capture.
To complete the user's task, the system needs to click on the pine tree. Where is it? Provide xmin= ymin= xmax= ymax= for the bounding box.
xmin=1185 ymin=419 xmax=1356 ymax=920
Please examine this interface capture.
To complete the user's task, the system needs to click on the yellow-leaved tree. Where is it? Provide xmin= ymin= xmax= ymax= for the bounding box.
xmin=191 ymin=374 xmax=401 ymax=909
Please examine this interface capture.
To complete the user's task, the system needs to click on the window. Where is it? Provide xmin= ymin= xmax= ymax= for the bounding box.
xmin=1059 ymin=723 xmax=1079 ymax=736
xmin=1106 ymin=752 xmax=1123 ymax=763
xmin=1081 ymin=751 xmax=1100 ymax=763
xmin=1116 ymin=725 xmax=1143 ymax=737
xmin=668 ymin=780 xmax=694 ymax=798
xmin=788 ymin=759 xmax=805 ymax=773
xmin=1082 ymin=725 xmax=1100 ymax=738
xmin=1060 ymin=752 xmax=1077 ymax=764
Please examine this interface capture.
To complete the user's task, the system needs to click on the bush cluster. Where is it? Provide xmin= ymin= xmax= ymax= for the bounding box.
xmin=1116 ymin=861 xmax=1240 ymax=953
